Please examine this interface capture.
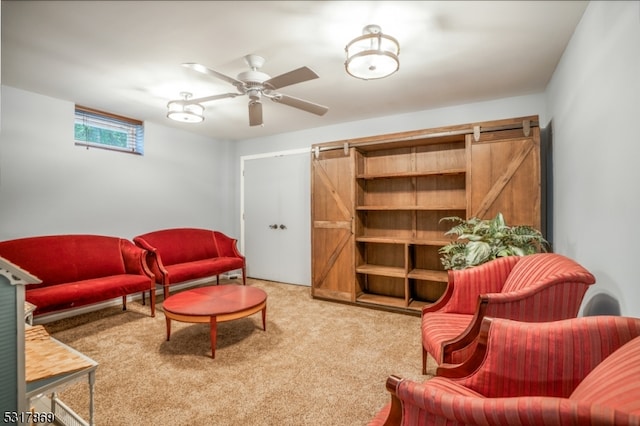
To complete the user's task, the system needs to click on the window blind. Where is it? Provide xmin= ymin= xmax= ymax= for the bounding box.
xmin=74 ymin=106 xmax=144 ymax=155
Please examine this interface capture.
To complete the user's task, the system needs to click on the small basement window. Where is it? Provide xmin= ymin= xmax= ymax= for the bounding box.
xmin=74 ymin=106 xmax=144 ymax=155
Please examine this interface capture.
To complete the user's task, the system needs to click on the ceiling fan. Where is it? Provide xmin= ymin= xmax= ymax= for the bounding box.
xmin=175 ymin=54 xmax=329 ymax=126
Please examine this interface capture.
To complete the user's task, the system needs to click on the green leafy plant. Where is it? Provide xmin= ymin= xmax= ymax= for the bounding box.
xmin=438 ymin=212 xmax=549 ymax=270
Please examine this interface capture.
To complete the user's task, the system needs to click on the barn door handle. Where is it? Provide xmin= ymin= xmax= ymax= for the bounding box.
xmin=279 ymin=224 xmax=287 ymax=230
xmin=269 ymin=224 xmax=278 ymax=229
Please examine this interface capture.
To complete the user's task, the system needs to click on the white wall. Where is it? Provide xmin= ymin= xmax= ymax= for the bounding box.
xmin=0 ymin=86 xmax=235 ymax=241
xmin=546 ymin=1 xmax=640 ymax=317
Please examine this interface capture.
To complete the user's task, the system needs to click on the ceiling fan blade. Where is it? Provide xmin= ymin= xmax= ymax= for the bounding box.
xmin=248 ymin=101 xmax=263 ymax=126
xmin=264 ymin=66 xmax=319 ymax=90
xmin=182 ymin=63 xmax=244 ymax=88
xmin=272 ymin=94 xmax=329 ymax=116
xmin=184 ymin=93 xmax=241 ymax=104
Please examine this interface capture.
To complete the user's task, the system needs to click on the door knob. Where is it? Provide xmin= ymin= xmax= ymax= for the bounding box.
xmin=279 ymin=224 xmax=287 ymax=230
xmin=269 ymin=224 xmax=278 ymax=229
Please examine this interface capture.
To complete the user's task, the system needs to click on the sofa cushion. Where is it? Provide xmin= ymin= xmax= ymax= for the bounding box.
xmin=164 ymin=257 xmax=245 ymax=284
xmin=27 ymin=274 xmax=151 ymax=315
xmin=0 ymin=235 xmax=127 ymax=289
xmin=135 ymin=228 xmax=220 ymax=266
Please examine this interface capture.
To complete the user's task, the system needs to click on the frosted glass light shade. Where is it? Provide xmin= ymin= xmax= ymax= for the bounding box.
xmin=345 ymin=25 xmax=400 ymax=80
xmin=166 ymin=100 xmax=204 ymax=123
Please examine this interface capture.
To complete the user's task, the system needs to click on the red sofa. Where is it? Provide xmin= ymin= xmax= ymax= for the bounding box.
xmin=133 ymin=228 xmax=246 ymax=299
xmin=0 ymin=234 xmax=155 ymax=317
xmin=371 ymin=315 xmax=640 ymax=426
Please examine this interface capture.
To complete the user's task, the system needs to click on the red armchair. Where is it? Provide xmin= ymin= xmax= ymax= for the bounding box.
xmin=371 ymin=315 xmax=640 ymax=426
xmin=421 ymin=253 xmax=596 ymax=373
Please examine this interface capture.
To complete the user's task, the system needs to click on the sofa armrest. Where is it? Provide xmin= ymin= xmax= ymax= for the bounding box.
xmin=440 ymin=316 xmax=640 ymax=399
xmin=132 ymin=237 xmax=168 ymax=284
xmin=214 ymin=232 xmax=245 ymax=260
xmin=120 ymin=239 xmax=153 ymax=279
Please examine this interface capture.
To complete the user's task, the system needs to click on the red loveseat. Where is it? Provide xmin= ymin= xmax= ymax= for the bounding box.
xmin=133 ymin=228 xmax=246 ymax=299
xmin=0 ymin=234 xmax=155 ymax=317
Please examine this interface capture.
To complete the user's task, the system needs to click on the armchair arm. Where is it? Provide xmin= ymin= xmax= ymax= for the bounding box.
xmin=392 ymin=377 xmax=618 ymax=426
xmin=481 ymin=279 xmax=593 ymax=322
xmin=441 ymin=277 xmax=594 ymax=364
xmin=438 ymin=312 xmax=492 ymax=378
xmin=440 ymin=316 xmax=640 ymax=399
xmin=369 ymin=376 xmax=404 ymax=426
xmin=421 ymin=273 xmax=454 ymax=314
xmin=424 ymin=256 xmax=520 ymax=316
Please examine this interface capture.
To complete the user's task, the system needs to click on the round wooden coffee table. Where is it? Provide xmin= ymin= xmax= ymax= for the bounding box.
xmin=162 ymin=285 xmax=267 ymax=359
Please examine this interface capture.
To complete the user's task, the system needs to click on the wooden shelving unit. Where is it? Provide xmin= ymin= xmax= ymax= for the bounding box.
xmin=352 ymin=139 xmax=466 ymax=311
xmin=311 ymin=116 xmax=542 ymax=315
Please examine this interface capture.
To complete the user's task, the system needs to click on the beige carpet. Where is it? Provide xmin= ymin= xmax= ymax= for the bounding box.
xmin=44 ymin=279 xmax=434 ymax=425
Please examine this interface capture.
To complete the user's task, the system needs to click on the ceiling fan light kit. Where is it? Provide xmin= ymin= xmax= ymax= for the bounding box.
xmin=345 ymin=24 xmax=400 ymax=80
xmin=166 ymin=92 xmax=205 ymax=123
xmin=168 ymin=55 xmax=329 ymax=127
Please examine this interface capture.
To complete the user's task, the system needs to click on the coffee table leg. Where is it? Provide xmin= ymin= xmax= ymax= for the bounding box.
xmin=210 ymin=316 xmax=217 ymax=359
xmin=262 ymin=306 xmax=267 ymax=331
xmin=165 ymin=316 xmax=171 ymax=341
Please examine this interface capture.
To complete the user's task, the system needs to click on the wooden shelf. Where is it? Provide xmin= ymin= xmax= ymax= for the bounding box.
xmin=356 ymin=168 xmax=466 ymax=180
xmin=407 ymin=269 xmax=448 ymax=282
xmin=408 ymin=299 xmax=431 ymax=310
xmin=356 ymin=264 xmax=406 ymax=278
xmin=357 ymin=293 xmax=407 ymax=309
xmin=356 ymin=236 xmax=453 ymax=246
xmin=356 ymin=205 xmax=467 ymax=211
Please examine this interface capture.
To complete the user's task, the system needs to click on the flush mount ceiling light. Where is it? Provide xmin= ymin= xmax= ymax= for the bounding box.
xmin=166 ymin=92 xmax=205 ymax=123
xmin=345 ymin=24 xmax=400 ymax=80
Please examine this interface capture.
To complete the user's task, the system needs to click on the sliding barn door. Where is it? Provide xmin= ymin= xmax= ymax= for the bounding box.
xmin=311 ymin=148 xmax=355 ymax=302
xmin=467 ymin=127 xmax=541 ymax=230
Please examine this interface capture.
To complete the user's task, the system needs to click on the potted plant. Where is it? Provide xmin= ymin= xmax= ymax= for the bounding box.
xmin=438 ymin=212 xmax=549 ymax=270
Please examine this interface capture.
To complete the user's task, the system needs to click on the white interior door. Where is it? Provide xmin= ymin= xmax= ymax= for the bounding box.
xmin=242 ymin=150 xmax=310 ymax=286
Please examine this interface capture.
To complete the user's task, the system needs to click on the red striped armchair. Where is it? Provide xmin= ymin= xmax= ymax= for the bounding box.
xmin=421 ymin=253 xmax=596 ymax=373
xmin=371 ymin=315 xmax=640 ymax=426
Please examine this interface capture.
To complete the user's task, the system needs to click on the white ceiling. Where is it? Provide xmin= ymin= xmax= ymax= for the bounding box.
xmin=1 ymin=1 xmax=588 ymax=141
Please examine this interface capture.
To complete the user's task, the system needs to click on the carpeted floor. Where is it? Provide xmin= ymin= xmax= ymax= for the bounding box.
xmin=43 ymin=279 xmax=434 ymax=425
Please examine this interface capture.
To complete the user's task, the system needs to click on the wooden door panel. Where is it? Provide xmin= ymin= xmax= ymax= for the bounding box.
xmin=311 ymin=149 xmax=355 ymax=301
xmin=468 ymin=127 xmax=541 ymax=229
xmin=312 ymin=227 xmax=353 ymax=301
